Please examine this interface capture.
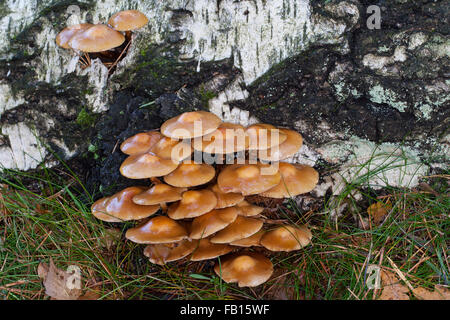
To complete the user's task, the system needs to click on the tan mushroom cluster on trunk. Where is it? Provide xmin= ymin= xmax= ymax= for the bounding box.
xmin=91 ymin=110 xmax=319 ymax=287
xmin=55 ymin=10 xmax=148 ymax=70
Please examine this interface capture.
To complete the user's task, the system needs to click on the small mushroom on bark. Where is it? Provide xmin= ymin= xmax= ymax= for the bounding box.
xmin=69 ymin=24 xmax=125 ymax=68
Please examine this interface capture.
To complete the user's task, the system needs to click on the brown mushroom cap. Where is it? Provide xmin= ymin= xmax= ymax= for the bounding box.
xmin=108 ymin=10 xmax=149 ymax=31
xmin=192 ymin=122 xmax=248 ymax=154
xmin=125 ymin=216 xmax=188 ymax=244
xmin=69 ymin=24 xmax=125 ymax=52
xmin=246 ymin=124 xmax=287 ymax=151
xmin=149 ymin=137 xmax=193 ymax=162
xmin=102 ymin=187 xmax=160 ymax=221
xmin=120 ymin=131 xmax=162 ymax=155
xmin=168 ymin=189 xmax=217 ymax=219
xmin=190 ymin=238 xmax=234 ymax=261
xmin=214 ymin=252 xmax=273 ymax=287
xmin=160 ymin=111 xmax=222 ymax=139
xmin=132 ymin=183 xmax=186 ymax=205
xmin=260 ymin=225 xmax=312 ymax=251
xmin=143 ymin=239 xmax=197 ymax=265
xmin=230 ymin=230 xmax=265 ymax=247
xmin=91 ymin=196 xmax=118 ymax=222
xmin=210 ymin=216 xmax=263 ymax=244
xmin=235 ymin=200 xmax=264 ymax=217
xmin=120 ymin=153 xmax=178 ymax=179
xmin=217 ymin=162 xmax=281 ymax=196
xmin=56 ymin=24 xmax=93 ymax=49
xmin=259 ymin=162 xmax=319 ymax=198
xmin=210 ymin=184 xmax=244 ymax=209
xmin=258 ymin=128 xmax=303 ymax=161
xmin=190 ymin=207 xmax=238 ymax=239
xmin=163 ymin=162 xmax=215 ymax=187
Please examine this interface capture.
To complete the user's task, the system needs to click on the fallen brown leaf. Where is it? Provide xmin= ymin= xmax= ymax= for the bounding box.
xmin=378 ymin=270 xmax=410 ymax=300
xmin=412 ymin=285 xmax=450 ymax=300
xmin=38 ymin=259 xmax=82 ymax=300
xmin=367 ymin=201 xmax=392 ymax=225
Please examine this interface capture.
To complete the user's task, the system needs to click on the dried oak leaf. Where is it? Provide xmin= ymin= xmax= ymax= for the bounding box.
xmin=38 ymin=259 xmax=82 ymax=300
xmin=367 ymin=201 xmax=391 ymax=225
xmin=412 ymin=285 xmax=450 ymax=300
xmin=378 ymin=270 xmax=410 ymax=300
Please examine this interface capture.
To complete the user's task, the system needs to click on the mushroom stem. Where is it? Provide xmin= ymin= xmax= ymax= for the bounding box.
xmin=73 ymin=50 xmax=88 ymax=68
xmin=84 ymin=52 xmax=91 ymax=66
xmin=150 ymin=177 xmax=163 ymax=185
xmin=108 ymin=38 xmax=131 ymax=73
xmin=160 ymin=202 xmax=168 ymax=213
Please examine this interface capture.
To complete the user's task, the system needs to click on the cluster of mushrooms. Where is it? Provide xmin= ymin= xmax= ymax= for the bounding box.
xmin=91 ymin=111 xmax=319 ymax=287
xmin=56 ymin=10 xmax=148 ymax=71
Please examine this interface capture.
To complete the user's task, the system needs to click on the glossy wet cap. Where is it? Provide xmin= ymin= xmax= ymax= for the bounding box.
xmin=258 ymin=128 xmax=303 ymax=161
xmin=246 ymin=124 xmax=287 ymax=151
xmin=214 ymin=252 xmax=274 ymax=287
xmin=120 ymin=153 xmax=178 ymax=179
xmin=125 ymin=216 xmax=188 ymax=244
xmin=91 ymin=196 xmax=115 ymax=222
xmin=69 ymin=24 xmax=125 ymax=52
xmin=132 ymin=183 xmax=186 ymax=206
xmin=260 ymin=225 xmax=312 ymax=251
xmin=99 ymin=187 xmax=160 ymax=222
xmin=161 ymin=111 xmax=221 ymax=139
xmin=230 ymin=230 xmax=265 ymax=247
xmin=259 ymin=162 xmax=319 ymax=198
xmin=168 ymin=189 xmax=217 ymax=219
xmin=210 ymin=216 xmax=263 ymax=244
xmin=149 ymin=136 xmax=193 ymax=162
xmin=189 ymin=207 xmax=238 ymax=239
xmin=108 ymin=10 xmax=149 ymax=31
xmin=56 ymin=24 xmax=93 ymax=49
xmin=163 ymin=162 xmax=215 ymax=187
xmin=120 ymin=131 xmax=162 ymax=155
xmin=217 ymin=162 xmax=281 ymax=196
xmin=192 ymin=122 xmax=248 ymax=154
